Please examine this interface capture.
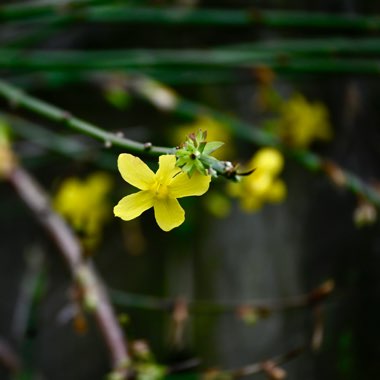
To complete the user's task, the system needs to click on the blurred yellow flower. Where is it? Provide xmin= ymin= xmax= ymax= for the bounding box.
xmin=114 ymin=154 xmax=211 ymax=231
xmin=228 ymin=148 xmax=286 ymax=212
xmin=53 ymin=172 xmax=113 ymax=250
xmin=203 ymin=191 xmax=231 ymax=218
xmin=278 ymin=94 xmax=332 ymax=148
xmin=173 ymin=116 xmax=233 ymax=160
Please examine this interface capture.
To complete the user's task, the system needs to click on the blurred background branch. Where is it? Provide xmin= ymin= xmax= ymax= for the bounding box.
xmin=2 ymin=3 xmax=380 ymax=32
xmin=6 ymin=159 xmax=130 ymax=378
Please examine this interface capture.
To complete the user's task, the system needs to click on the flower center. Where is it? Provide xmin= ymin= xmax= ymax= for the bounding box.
xmin=151 ymin=180 xmax=169 ymax=199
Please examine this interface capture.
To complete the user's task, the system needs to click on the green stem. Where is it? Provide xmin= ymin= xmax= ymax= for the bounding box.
xmin=9 ymin=69 xmax=238 ymax=87
xmin=1 ymin=112 xmax=116 ymax=169
xmin=2 ymin=78 xmax=380 ymax=206
xmin=223 ymin=37 xmax=380 ymax=55
xmin=128 ymin=76 xmax=380 ymax=207
xmin=2 ymin=48 xmax=380 ymax=75
xmin=0 ymin=0 xmax=111 ymax=21
xmin=0 ymin=80 xmax=235 ymax=177
xmin=0 ymin=79 xmax=171 ymax=156
xmin=1 ymin=5 xmax=380 ymax=32
xmin=0 ymin=48 xmax=270 ymax=69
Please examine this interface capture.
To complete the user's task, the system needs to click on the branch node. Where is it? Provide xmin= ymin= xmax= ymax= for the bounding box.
xmin=61 ymin=111 xmax=73 ymax=123
xmin=144 ymin=142 xmax=153 ymax=150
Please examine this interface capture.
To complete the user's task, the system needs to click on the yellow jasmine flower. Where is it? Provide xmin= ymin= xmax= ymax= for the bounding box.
xmin=279 ymin=93 xmax=332 ymax=148
xmin=228 ymin=148 xmax=286 ymax=212
xmin=53 ymin=172 xmax=113 ymax=250
xmin=114 ymin=154 xmax=211 ymax=232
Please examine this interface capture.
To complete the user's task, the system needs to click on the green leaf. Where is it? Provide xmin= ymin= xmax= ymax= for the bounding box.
xmin=198 ymin=141 xmax=207 ymax=153
xmin=181 ymin=161 xmax=195 ymax=175
xmin=175 ymin=156 xmax=188 ymax=167
xmin=194 ymin=159 xmax=207 ymax=175
xmin=203 ymin=141 xmax=224 ymax=155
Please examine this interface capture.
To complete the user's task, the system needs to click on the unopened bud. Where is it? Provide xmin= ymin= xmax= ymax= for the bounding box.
xmin=353 ymin=201 xmax=377 ymax=227
xmin=262 ymin=361 xmax=287 ymax=380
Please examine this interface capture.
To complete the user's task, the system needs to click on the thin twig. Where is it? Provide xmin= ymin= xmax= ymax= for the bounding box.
xmin=3 ymin=48 xmax=380 ymax=74
xmin=171 ymin=290 xmax=327 ymax=379
xmin=0 ymin=79 xmax=170 ymax=155
xmin=110 ymin=280 xmax=334 ymax=316
xmin=2 ymin=76 xmax=379 ymax=207
xmin=227 ymin=345 xmax=306 ymax=378
xmin=7 ymin=165 xmax=130 ymax=378
xmin=1 ymin=111 xmax=116 ymax=170
xmin=0 ymin=79 xmax=236 ymax=178
xmin=121 ymin=75 xmax=380 ymax=208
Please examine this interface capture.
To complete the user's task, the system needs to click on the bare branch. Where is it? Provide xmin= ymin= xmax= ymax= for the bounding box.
xmin=7 ymin=165 xmax=130 ymax=378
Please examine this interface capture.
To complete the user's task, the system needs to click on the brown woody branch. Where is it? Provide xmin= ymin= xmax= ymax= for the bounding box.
xmin=7 ymin=165 xmax=130 ymax=378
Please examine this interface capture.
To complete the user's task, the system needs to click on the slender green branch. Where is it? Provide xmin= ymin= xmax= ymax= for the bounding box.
xmin=1 ymin=4 xmax=380 ymax=32
xmin=0 ymin=80 xmax=235 ymax=178
xmin=272 ymin=58 xmax=380 ymax=75
xmin=0 ymin=0 xmax=110 ymax=21
xmin=0 ymin=79 xmax=171 ymax=155
xmin=0 ymin=48 xmax=272 ymax=70
xmin=1 ymin=112 xmax=116 ymax=169
xmin=224 ymin=37 xmax=380 ymax=55
xmin=121 ymin=75 xmax=380 ymax=207
xmin=2 ymin=77 xmax=380 ymax=205
xmin=2 ymin=48 xmax=380 ymax=75
xmin=9 ymin=69 xmax=239 ymax=87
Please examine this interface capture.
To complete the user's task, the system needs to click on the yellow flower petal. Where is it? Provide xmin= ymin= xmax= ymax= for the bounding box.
xmin=169 ymin=172 xmax=211 ymax=198
xmin=118 ymin=154 xmax=155 ymax=190
xmin=250 ymin=148 xmax=284 ymax=176
xmin=87 ymin=172 xmax=113 ymax=196
xmin=227 ymin=181 xmax=243 ymax=197
xmin=153 ymin=197 xmax=185 ymax=231
xmin=241 ymin=196 xmax=262 ymax=212
xmin=156 ymin=155 xmax=180 ymax=184
xmin=114 ymin=191 xmax=154 ymax=220
xmin=246 ymin=172 xmax=272 ymax=196
xmin=54 ymin=178 xmax=84 ymax=217
xmin=203 ymin=191 xmax=231 ymax=218
xmin=280 ymin=94 xmax=332 ymax=148
xmin=265 ymin=179 xmax=287 ymax=203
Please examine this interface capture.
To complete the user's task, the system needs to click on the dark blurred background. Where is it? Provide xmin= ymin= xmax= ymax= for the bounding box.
xmin=1 ymin=1 xmax=380 ymax=379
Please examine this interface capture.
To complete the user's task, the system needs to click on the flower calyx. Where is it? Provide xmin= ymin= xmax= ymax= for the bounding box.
xmin=175 ymin=129 xmax=224 ymax=178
